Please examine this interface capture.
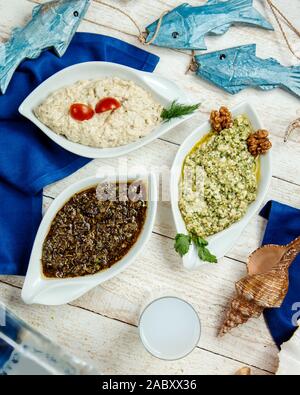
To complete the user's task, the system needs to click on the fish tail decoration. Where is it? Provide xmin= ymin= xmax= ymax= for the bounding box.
xmin=231 ymin=0 xmax=273 ymax=30
xmin=0 ymin=44 xmax=16 ymax=95
xmin=286 ymin=66 xmax=300 ymax=98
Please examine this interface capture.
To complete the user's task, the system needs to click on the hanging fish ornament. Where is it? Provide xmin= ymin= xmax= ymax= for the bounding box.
xmin=144 ymin=0 xmax=273 ymax=50
xmin=0 ymin=0 xmax=91 ymax=94
xmin=194 ymin=44 xmax=300 ymax=98
xmin=219 ymin=236 xmax=300 ymax=336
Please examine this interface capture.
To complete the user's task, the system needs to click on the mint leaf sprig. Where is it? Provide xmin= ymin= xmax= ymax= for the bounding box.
xmin=161 ymin=101 xmax=200 ymax=122
xmin=174 ymin=233 xmax=217 ymax=264
xmin=174 ymin=233 xmax=191 ymax=257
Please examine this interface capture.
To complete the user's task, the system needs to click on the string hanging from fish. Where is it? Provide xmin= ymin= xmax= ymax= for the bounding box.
xmin=0 ymin=0 xmax=275 ymax=94
xmin=2 ymin=0 xmax=298 ymax=99
xmin=0 ymin=0 xmax=91 ymax=94
xmin=96 ymin=0 xmax=300 ymax=99
xmin=99 ymin=0 xmax=299 ymax=61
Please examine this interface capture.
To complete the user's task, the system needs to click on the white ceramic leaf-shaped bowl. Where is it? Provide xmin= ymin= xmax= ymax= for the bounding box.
xmin=18 ymin=61 xmax=194 ymax=159
xmin=170 ymin=102 xmax=272 ymax=270
xmin=21 ymin=173 xmax=157 ymax=305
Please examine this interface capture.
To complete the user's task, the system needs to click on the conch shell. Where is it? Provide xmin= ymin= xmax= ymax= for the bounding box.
xmin=219 ymin=236 xmax=300 ymax=336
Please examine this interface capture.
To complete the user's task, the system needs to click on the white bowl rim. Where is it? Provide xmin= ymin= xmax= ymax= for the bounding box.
xmin=170 ymin=101 xmax=272 ymax=269
xmin=18 ymin=61 xmax=195 ymax=159
xmin=21 ymin=172 xmax=157 ymax=305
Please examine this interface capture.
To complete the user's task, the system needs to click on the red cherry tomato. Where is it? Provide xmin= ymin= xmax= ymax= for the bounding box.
xmin=95 ymin=97 xmax=121 ymax=113
xmin=70 ymin=103 xmax=94 ymax=121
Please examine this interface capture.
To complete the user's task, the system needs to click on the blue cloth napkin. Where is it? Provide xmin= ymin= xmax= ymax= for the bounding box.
xmin=260 ymin=200 xmax=300 ymax=347
xmin=0 ymin=32 xmax=159 ymax=275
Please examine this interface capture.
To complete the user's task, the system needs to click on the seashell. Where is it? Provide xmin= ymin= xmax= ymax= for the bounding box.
xmin=284 ymin=117 xmax=300 ymax=142
xmin=276 ymin=322 xmax=300 ymax=375
xmin=235 ymin=367 xmax=251 ymax=375
xmin=219 ymin=236 xmax=300 ymax=336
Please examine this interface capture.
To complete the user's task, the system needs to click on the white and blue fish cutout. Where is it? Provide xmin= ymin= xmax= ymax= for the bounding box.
xmin=0 ymin=0 xmax=91 ymax=94
xmin=145 ymin=0 xmax=273 ymax=50
xmin=194 ymin=44 xmax=300 ymax=98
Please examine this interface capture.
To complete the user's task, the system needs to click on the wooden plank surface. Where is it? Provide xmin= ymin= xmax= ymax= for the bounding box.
xmin=0 ymin=0 xmax=299 ymax=374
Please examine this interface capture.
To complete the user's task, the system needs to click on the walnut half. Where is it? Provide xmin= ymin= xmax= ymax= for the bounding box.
xmin=210 ymin=106 xmax=233 ymax=133
xmin=247 ymin=129 xmax=272 ymax=156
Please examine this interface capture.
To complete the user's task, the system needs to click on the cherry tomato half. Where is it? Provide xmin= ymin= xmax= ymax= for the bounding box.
xmin=70 ymin=103 xmax=95 ymax=121
xmin=95 ymin=97 xmax=121 ymax=114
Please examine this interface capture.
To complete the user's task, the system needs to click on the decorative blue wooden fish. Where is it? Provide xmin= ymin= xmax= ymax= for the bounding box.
xmin=0 ymin=0 xmax=90 ymax=94
xmin=145 ymin=0 xmax=273 ymax=50
xmin=194 ymin=44 xmax=300 ymax=98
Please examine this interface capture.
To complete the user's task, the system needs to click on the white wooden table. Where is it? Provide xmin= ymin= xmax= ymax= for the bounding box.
xmin=1 ymin=0 xmax=299 ymax=375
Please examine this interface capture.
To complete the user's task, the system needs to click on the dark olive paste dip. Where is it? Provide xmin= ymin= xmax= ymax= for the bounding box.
xmin=42 ymin=182 xmax=147 ymax=278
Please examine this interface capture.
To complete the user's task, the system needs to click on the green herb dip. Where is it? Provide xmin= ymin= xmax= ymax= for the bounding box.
xmin=179 ymin=115 xmax=258 ymax=237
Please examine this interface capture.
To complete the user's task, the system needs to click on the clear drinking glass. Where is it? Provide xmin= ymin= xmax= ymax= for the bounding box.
xmin=138 ymin=288 xmax=201 ymax=361
xmin=0 ymin=303 xmax=98 ymax=375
